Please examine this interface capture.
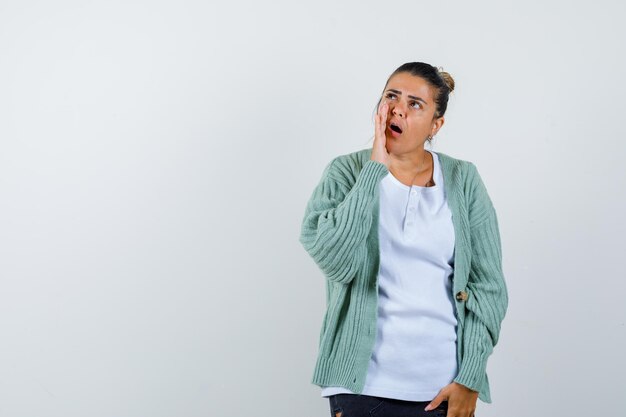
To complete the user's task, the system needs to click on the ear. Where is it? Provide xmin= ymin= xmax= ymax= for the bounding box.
xmin=432 ymin=116 xmax=445 ymax=137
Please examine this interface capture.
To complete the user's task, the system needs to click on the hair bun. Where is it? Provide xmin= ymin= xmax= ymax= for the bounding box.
xmin=436 ymin=67 xmax=455 ymax=93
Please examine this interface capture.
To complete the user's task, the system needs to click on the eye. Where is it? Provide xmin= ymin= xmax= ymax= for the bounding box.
xmin=385 ymin=93 xmax=397 ymax=100
xmin=410 ymin=101 xmax=422 ymax=109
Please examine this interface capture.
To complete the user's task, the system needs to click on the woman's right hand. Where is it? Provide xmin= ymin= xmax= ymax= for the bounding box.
xmin=371 ymin=100 xmax=391 ymax=167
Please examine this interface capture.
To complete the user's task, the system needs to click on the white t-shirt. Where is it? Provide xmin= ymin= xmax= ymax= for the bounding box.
xmin=321 ymin=150 xmax=458 ymax=401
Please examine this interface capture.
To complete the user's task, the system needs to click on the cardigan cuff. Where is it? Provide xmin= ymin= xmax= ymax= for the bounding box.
xmin=351 ymin=160 xmax=389 ymax=193
xmin=452 ymin=310 xmax=493 ymax=392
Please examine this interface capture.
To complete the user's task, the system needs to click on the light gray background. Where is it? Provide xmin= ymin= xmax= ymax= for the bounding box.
xmin=1 ymin=1 xmax=624 ymax=416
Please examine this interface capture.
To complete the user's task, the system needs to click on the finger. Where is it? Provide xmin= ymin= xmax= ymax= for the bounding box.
xmin=381 ymin=112 xmax=387 ymax=136
xmin=424 ymin=396 xmax=441 ymax=411
xmin=375 ymin=113 xmax=380 ymax=139
xmin=424 ymin=401 xmax=437 ymax=411
xmin=380 ymin=103 xmax=388 ymax=128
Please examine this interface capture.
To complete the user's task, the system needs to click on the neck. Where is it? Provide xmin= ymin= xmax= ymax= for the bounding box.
xmin=389 ymin=147 xmax=432 ymax=175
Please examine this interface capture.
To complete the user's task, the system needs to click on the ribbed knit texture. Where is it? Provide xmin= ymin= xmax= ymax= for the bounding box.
xmin=299 ymin=147 xmax=508 ymax=404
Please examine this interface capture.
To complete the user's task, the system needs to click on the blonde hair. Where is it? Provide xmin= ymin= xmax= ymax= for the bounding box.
xmin=436 ymin=67 xmax=455 ymax=94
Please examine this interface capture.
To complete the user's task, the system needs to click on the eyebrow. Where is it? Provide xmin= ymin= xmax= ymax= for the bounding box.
xmin=385 ymin=89 xmax=428 ymax=105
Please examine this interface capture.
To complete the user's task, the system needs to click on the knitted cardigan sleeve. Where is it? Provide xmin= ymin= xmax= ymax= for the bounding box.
xmin=299 ymin=158 xmax=389 ymax=285
xmin=453 ymin=163 xmax=509 ymax=392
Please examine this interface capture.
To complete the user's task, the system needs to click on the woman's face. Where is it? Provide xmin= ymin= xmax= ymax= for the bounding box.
xmin=379 ymin=72 xmax=444 ymax=152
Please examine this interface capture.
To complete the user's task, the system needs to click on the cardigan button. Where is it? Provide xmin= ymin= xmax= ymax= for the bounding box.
xmin=456 ymin=291 xmax=468 ymax=301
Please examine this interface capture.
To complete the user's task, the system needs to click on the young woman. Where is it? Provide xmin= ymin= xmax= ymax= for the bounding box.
xmin=299 ymin=62 xmax=508 ymax=417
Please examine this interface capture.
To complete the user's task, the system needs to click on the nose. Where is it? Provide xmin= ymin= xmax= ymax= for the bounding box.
xmin=391 ymin=102 xmax=406 ymax=118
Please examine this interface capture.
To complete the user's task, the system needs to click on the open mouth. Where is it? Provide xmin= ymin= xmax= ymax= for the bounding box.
xmin=389 ymin=123 xmax=403 ymax=134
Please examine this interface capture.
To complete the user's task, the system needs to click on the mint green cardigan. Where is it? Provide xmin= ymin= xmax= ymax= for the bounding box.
xmin=299 ymin=147 xmax=508 ymax=403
